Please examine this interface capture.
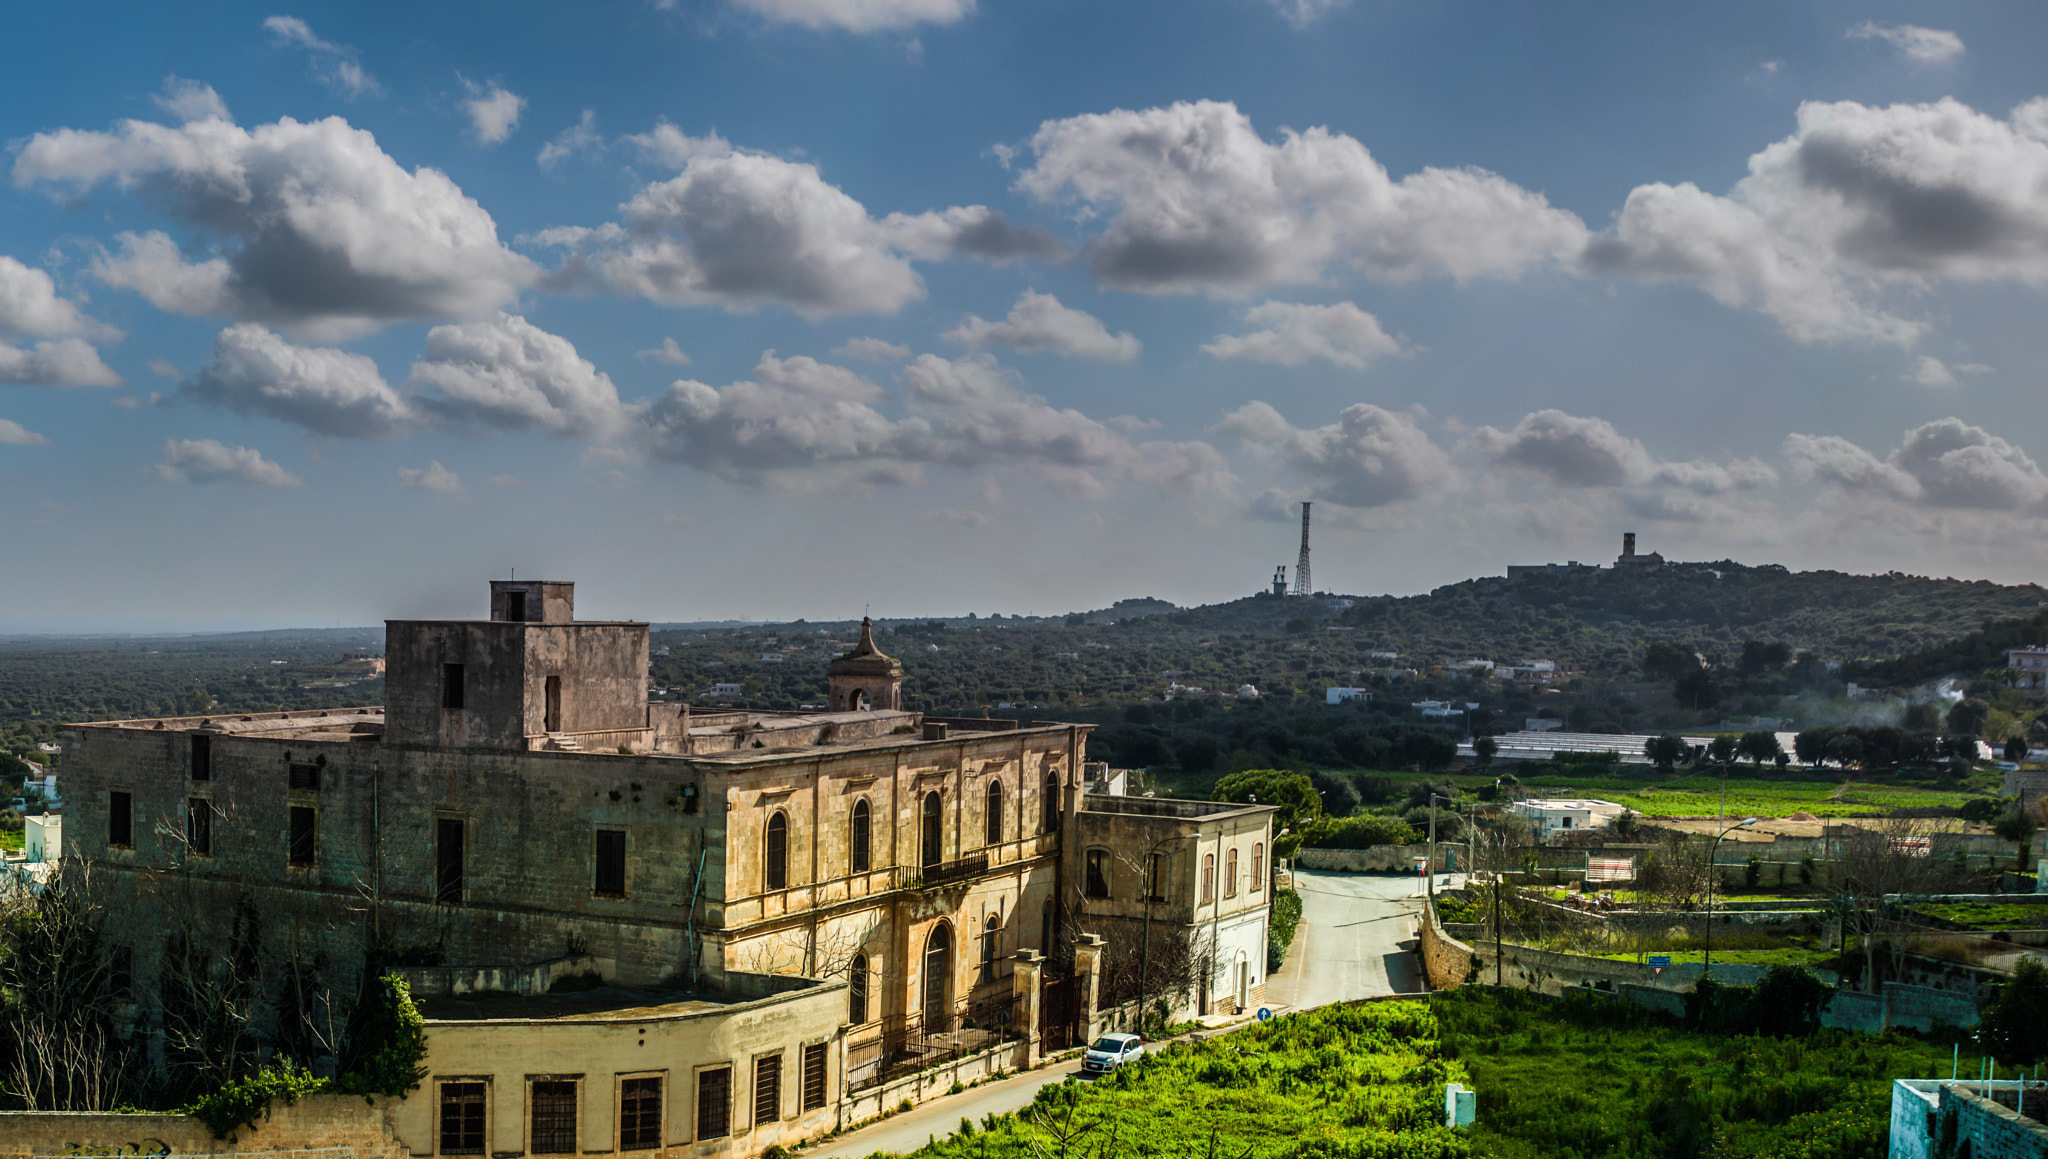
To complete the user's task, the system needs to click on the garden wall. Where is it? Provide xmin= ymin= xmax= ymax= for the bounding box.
xmin=0 ymin=1093 xmax=401 ymax=1158
xmin=1297 ymin=843 xmax=1461 ymax=872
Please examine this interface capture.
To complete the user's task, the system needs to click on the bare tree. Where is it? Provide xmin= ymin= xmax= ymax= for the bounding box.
xmin=1840 ymin=817 xmax=1966 ymax=993
xmin=0 ymin=859 xmax=132 ymax=1110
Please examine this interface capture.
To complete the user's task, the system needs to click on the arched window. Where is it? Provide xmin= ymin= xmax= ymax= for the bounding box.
xmin=980 ymin=913 xmax=1002 ymax=981
xmin=1251 ymin=844 xmax=1264 ymax=890
xmin=850 ymin=799 xmax=871 ymax=873
xmin=765 ymin=811 xmax=789 ymax=892
xmin=922 ymin=924 xmax=951 ymax=1029
xmin=849 ymin=953 xmax=869 ymax=1025
xmin=985 ymin=779 xmax=1003 ymax=846
xmin=1042 ymin=771 xmax=1059 ymax=834
xmin=921 ymin=791 xmax=942 ymax=872
xmin=1201 ymin=852 xmax=1215 ymax=903
xmin=1225 ymin=848 xmax=1239 ymax=897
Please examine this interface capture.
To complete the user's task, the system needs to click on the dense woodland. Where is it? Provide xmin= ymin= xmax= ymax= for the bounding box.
xmin=4 ymin=560 xmax=2044 ymax=783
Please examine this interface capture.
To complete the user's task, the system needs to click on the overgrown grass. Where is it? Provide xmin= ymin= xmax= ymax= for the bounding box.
xmin=897 ymin=1001 xmax=1468 ymax=1159
xmin=1435 ymin=987 xmax=1957 ymax=1159
xmin=1344 ymin=768 xmax=1976 ymax=820
xmin=1915 ymin=900 xmax=2048 ymax=930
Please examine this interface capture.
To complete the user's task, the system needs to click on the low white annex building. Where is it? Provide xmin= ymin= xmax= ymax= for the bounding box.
xmin=1511 ymin=798 xmax=1632 ymax=840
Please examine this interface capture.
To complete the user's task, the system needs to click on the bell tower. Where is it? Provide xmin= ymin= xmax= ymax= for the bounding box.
xmin=828 ymin=618 xmax=902 ymax=712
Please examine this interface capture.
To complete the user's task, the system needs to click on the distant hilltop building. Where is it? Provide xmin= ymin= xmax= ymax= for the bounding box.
xmin=1613 ymin=531 xmax=1664 ymax=569
xmin=1508 ymin=532 xmax=1664 ymax=579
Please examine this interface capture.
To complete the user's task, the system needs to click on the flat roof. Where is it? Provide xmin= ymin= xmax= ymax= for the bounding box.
xmin=417 ymin=985 xmax=737 ymax=1023
xmin=71 ymin=707 xmax=384 ymax=737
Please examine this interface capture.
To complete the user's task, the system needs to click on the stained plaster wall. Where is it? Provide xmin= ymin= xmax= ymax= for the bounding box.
xmin=400 ymin=979 xmax=847 ymax=1159
xmin=385 ymin=620 xmax=650 ymax=750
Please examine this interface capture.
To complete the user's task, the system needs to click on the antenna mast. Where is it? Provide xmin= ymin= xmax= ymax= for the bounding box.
xmin=1292 ymin=502 xmax=1312 ymax=596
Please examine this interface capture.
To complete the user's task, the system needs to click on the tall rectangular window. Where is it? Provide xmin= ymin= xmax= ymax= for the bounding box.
xmin=439 ymin=1082 xmax=486 ymax=1155
xmin=187 ymin=798 xmax=212 ymax=856
xmin=109 ymin=791 xmax=133 ymax=848
xmin=442 ymin=663 xmax=466 ymax=710
xmin=1147 ymin=853 xmax=1167 ymax=901
xmin=189 ymin=734 xmax=211 ymax=781
xmin=1225 ymin=848 xmax=1239 ymax=897
xmin=619 ymin=1077 xmax=661 ymax=1151
xmin=1084 ymin=848 xmax=1110 ymax=898
xmin=696 ymin=1068 xmax=731 ymax=1141
xmin=752 ymin=1055 xmax=781 ymax=1127
xmin=529 ymin=1080 xmax=577 ymax=1154
xmin=437 ymin=817 xmax=465 ymax=904
xmin=801 ymin=1043 xmax=828 ymax=1112
xmin=289 ymin=805 xmax=317 ymax=867
xmin=505 ymin=590 xmax=527 ymax=621
xmin=594 ymin=829 xmax=627 ymax=896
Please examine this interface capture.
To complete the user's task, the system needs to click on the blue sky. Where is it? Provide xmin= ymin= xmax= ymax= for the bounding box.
xmin=5 ymin=0 xmax=2048 ymax=630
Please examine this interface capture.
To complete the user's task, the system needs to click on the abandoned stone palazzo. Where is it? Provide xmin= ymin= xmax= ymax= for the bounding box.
xmin=60 ymin=581 xmax=1275 ymax=1159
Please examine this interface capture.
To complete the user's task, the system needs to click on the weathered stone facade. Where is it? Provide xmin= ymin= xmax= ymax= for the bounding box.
xmin=55 ymin=581 xmax=1273 ymax=1159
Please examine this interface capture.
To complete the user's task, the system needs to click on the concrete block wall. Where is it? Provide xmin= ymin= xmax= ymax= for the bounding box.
xmin=0 ymin=1093 xmax=401 ymax=1158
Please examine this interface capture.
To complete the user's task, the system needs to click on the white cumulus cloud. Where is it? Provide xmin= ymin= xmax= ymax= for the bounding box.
xmin=0 ymin=255 xmax=123 ymax=386
xmin=398 ymin=460 xmax=467 ymax=496
xmin=14 ymin=114 xmax=538 ymax=341
xmin=186 ymin=324 xmax=417 ymax=439
xmin=1465 ymin=409 xmax=1777 ymax=495
xmin=537 ymin=129 xmax=1064 ymax=318
xmin=832 ymin=337 xmax=911 ymax=363
xmin=0 ymin=418 xmax=50 ymax=446
xmin=943 ymin=290 xmax=1140 ymax=362
xmin=1589 ymin=97 xmax=2048 ymax=345
xmin=1786 ymin=419 xmax=2048 ymax=513
xmin=1846 ymin=22 xmax=1965 ymax=66
xmin=461 ymin=79 xmax=526 ymax=146
xmin=155 ymin=437 xmax=303 ymax=486
xmin=1200 ymin=300 xmax=1406 ymax=369
xmin=635 ymin=337 xmax=692 ymax=365
xmin=538 ymin=111 xmax=603 ymax=173
xmin=729 ymin=0 xmax=974 ymax=33
xmin=1014 ymin=100 xmax=1589 ymax=297
xmin=151 ymin=76 xmax=231 ymax=123
xmin=1905 ymin=355 xmax=1992 ymax=389
xmin=263 ymin=15 xmax=381 ymax=98
xmin=1213 ymin=401 xmax=1451 ymax=508
xmin=406 ymin=312 xmax=634 ymax=439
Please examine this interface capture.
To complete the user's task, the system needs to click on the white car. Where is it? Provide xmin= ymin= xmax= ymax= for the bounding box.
xmin=1081 ymin=1033 xmax=1143 ymax=1074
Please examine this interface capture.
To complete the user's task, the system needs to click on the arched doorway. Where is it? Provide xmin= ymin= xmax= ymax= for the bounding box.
xmin=922 ymin=924 xmax=951 ymax=1030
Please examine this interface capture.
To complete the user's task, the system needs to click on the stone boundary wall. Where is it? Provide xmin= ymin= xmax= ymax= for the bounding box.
xmin=839 ymin=1039 xmax=1033 ymax=1130
xmin=0 ymin=1093 xmax=400 ymax=1158
xmin=1296 ymin=844 xmax=1455 ymax=873
xmin=1938 ymin=1082 xmax=2048 ymax=1159
xmin=1418 ymin=901 xmax=1475 ymax=989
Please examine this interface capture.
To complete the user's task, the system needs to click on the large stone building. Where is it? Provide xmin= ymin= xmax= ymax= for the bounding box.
xmin=60 ymin=580 xmax=1274 ymax=1158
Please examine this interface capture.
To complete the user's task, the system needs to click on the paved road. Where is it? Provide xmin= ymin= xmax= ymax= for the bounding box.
xmin=807 ymin=869 xmax=1448 ymax=1158
xmin=1264 ymin=868 xmax=1459 ymax=1009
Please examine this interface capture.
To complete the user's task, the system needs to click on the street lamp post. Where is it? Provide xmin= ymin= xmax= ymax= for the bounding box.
xmin=1703 ymin=816 xmax=1760 ymax=977
xmin=1428 ymin=792 xmax=1457 ymax=898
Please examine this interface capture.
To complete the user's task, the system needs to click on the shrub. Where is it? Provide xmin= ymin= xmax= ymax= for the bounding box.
xmin=1268 ymin=886 xmax=1304 ymax=971
xmin=187 ymin=1059 xmax=329 ymax=1140
xmin=338 ymin=973 xmax=428 ymax=1098
xmin=1307 ymin=814 xmax=1420 ymax=849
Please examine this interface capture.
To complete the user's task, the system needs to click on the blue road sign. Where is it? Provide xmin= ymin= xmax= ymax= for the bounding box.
xmin=1256 ymin=1008 xmax=1272 ymax=1022
xmin=1647 ymin=956 xmax=1671 ymax=967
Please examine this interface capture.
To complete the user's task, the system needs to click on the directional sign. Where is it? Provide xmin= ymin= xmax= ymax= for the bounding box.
xmin=1256 ymin=1008 xmax=1273 ymax=1022
xmin=1647 ymin=956 xmax=1671 ymax=968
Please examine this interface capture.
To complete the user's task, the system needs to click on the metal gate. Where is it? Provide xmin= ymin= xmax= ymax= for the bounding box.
xmin=1041 ymin=974 xmax=1083 ymax=1050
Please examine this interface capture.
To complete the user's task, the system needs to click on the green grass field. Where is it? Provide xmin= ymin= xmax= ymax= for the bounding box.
xmin=1915 ymin=900 xmax=2048 ymax=930
xmin=0 ymin=830 xmax=21 ymax=851
xmin=1437 ymin=987 xmax=1959 ymax=1159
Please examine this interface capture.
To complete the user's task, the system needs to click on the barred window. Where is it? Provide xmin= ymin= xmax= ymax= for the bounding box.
xmin=288 ymin=762 xmax=320 ymax=791
xmin=696 ymin=1068 xmax=731 ymax=1141
xmin=529 ymin=1081 xmax=577 ymax=1154
xmin=619 ymin=1077 xmax=661 ymax=1150
xmin=753 ymin=1054 xmax=781 ymax=1126
xmin=801 ymin=1043 xmax=828 ymax=1112
xmin=439 ymin=1082 xmax=486 ymax=1155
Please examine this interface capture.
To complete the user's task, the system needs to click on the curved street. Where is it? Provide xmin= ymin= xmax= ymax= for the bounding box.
xmin=805 ymin=865 xmax=1435 ymax=1158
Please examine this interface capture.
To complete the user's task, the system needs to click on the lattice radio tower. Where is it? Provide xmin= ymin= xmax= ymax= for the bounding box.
xmin=1291 ymin=501 xmax=1312 ymax=596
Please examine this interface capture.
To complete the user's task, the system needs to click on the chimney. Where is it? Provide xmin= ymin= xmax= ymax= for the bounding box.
xmin=1622 ymin=532 xmax=1636 ymax=558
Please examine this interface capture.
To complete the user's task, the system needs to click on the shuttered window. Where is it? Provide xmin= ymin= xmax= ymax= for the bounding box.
xmin=801 ymin=1043 xmax=828 ymax=1112
xmin=753 ymin=1055 xmax=781 ymax=1126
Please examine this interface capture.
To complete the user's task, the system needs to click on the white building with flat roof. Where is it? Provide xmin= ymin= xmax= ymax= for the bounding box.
xmin=1326 ymin=687 xmax=1372 ymax=704
xmin=1511 ymin=798 xmax=1631 ymax=840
